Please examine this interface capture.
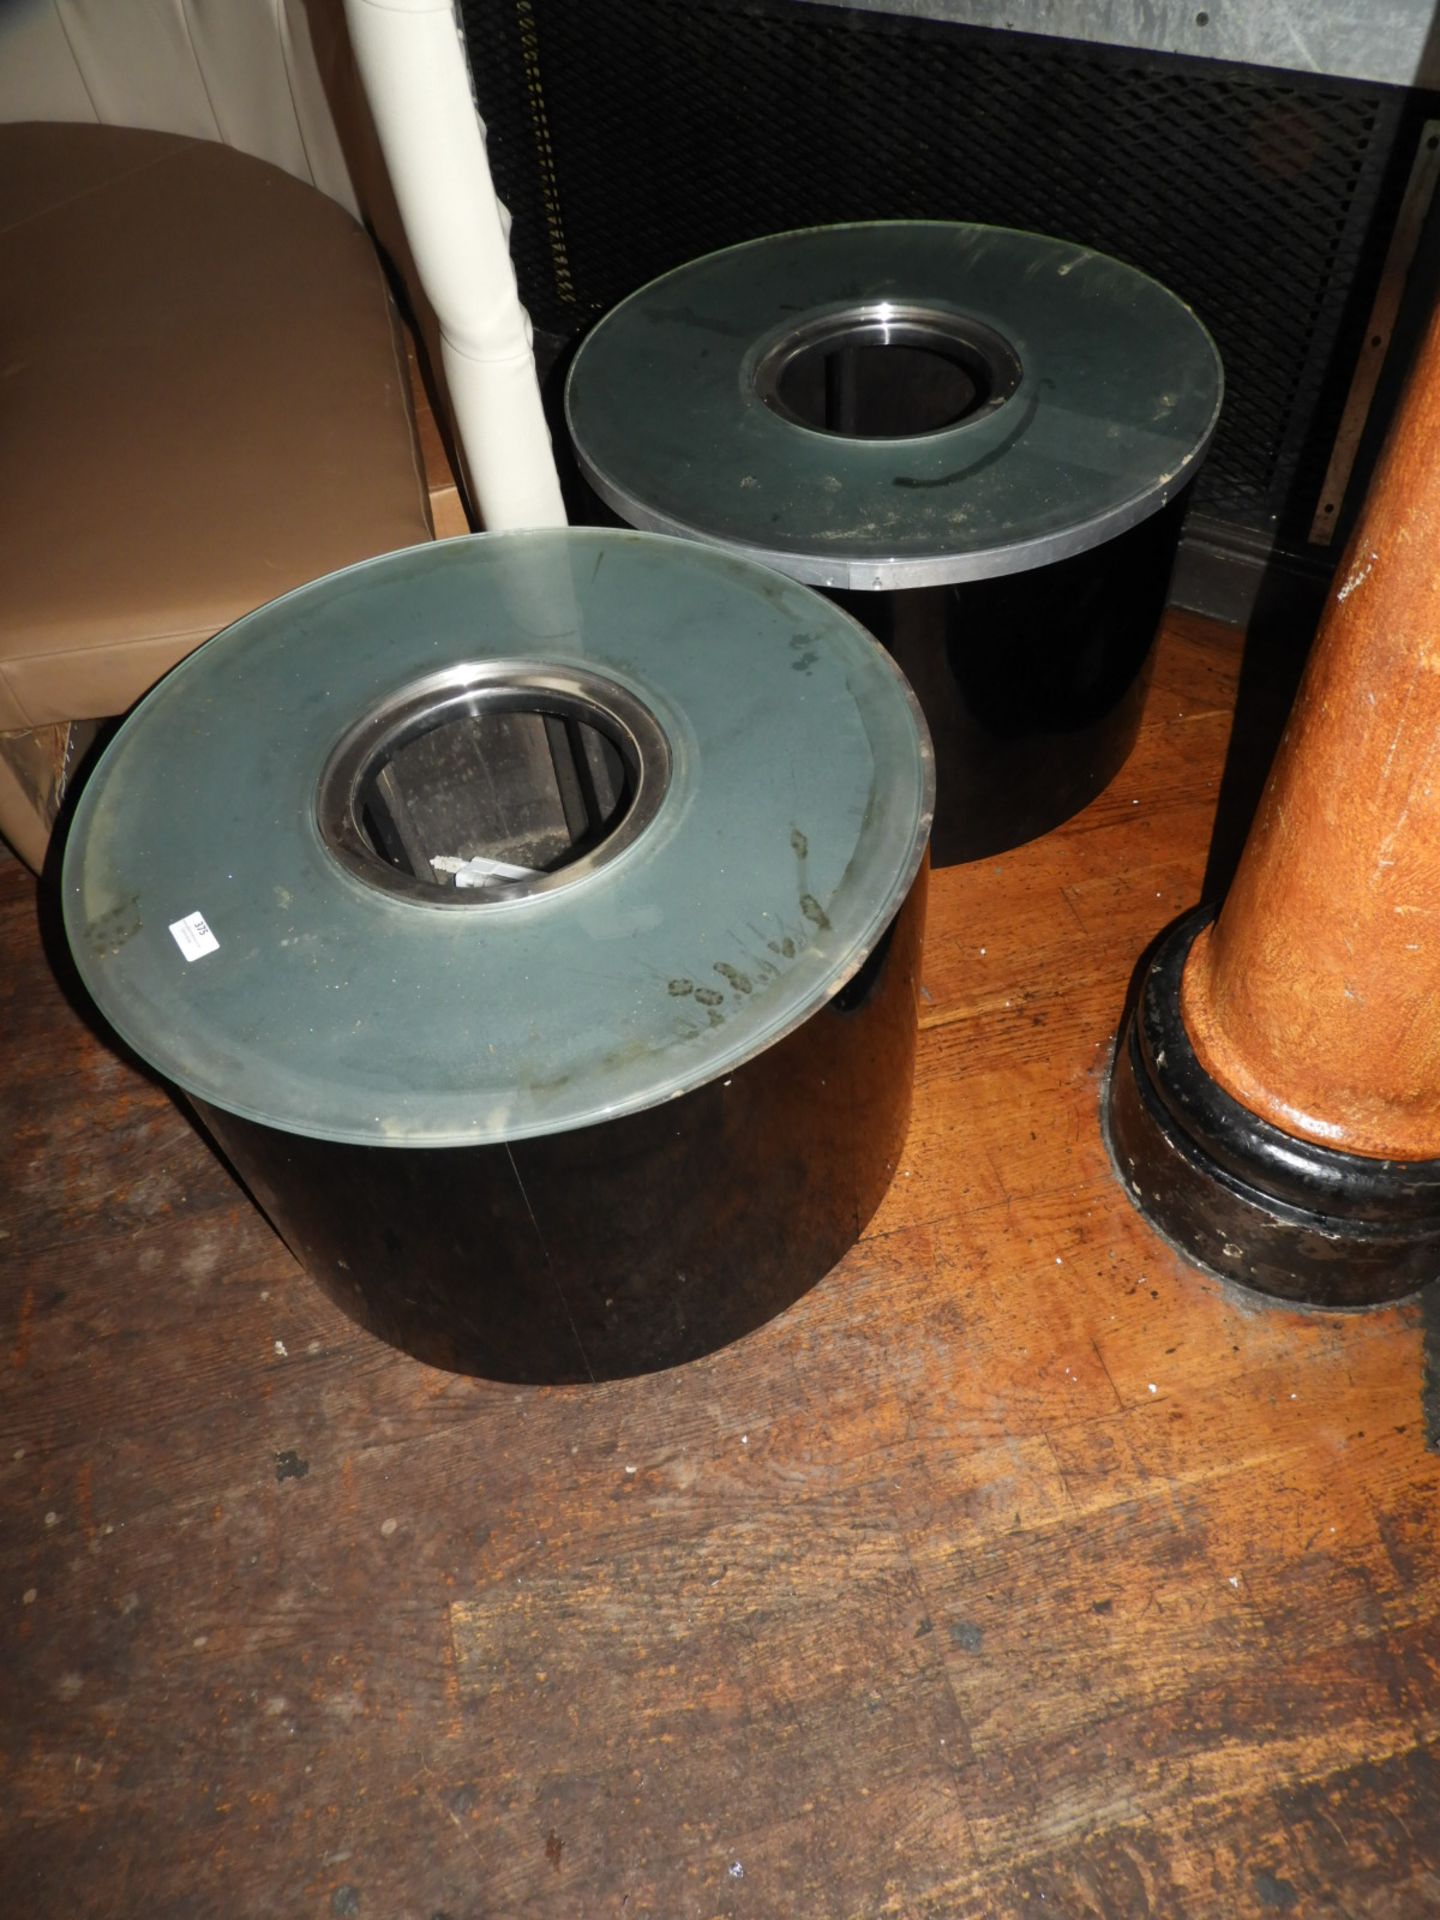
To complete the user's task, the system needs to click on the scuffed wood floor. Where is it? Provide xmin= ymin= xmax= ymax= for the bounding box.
xmin=4 ymin=611 xmax=1440 ymax=1918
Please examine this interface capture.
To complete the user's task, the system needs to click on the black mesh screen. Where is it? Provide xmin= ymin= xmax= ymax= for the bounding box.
xmin=458 ymin=0 xmax=1422 ymax=539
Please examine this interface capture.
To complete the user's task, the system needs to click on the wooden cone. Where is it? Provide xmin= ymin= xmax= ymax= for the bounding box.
xmin=1182 ymin=297 xmax=1440 ymax=1163
xmin=1105 ymin=299 xmax=1440 ymax=1305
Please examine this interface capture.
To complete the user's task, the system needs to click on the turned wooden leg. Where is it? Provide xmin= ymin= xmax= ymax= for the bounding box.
xmin=1105 ymin=295 xmax=1440 ymax=1306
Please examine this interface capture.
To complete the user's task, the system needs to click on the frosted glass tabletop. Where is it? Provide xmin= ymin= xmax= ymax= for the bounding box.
xmin=63 ymin=530 xmax=933 ymax=1147
xmin=566 ymin=222 xmax=1224 ymax=590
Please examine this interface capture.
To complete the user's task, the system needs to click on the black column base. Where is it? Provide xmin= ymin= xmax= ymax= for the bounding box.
xmin=1104 ymin=908 xmax=1440 ymax=1309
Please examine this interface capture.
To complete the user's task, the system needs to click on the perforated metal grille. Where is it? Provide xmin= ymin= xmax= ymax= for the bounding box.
xmin=459 ymin=0 xmax=1417 ymax=536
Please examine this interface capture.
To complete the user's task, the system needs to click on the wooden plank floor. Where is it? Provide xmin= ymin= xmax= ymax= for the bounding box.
xmin=4 ymin=611 xmax=1440 ymax=1919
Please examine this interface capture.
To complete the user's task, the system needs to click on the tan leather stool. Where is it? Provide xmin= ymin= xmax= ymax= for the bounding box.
xmin=0 ymin=122 xmax=434 ymax=869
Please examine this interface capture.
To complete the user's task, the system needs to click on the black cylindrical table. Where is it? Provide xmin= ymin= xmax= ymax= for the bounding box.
xmin=62 ymin=530 xmax=933 ymax=1381
xmin=566 ymin=222 xmax=1223 ymax=864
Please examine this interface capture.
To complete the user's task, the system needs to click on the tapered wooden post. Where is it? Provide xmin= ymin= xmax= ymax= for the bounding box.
xmin=1106 ymin=298 xmax=1440 ymax=1305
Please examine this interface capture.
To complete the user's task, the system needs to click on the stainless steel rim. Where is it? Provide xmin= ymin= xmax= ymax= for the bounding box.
xmin=316 ymin=660 xmax=673 ymax=908
xmin=567 ymin=462 xmax=1210 ymax=591
xmin=747 ymin=300 xmax=1024 ymax=441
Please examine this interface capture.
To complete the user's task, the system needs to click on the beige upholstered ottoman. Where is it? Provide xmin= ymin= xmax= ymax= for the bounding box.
xmin=0 ymin=122 xmax=433 ymax=868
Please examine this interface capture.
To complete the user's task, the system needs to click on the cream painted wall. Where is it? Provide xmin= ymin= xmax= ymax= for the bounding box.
xmin=0 ymin=0 xmax=367 ymax=214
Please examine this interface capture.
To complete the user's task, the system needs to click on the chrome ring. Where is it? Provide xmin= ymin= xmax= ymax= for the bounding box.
xmin=316 ymin=659 xmax=672 ymax=909
xmin=748 ymin=300 xmax=1024 ymax=440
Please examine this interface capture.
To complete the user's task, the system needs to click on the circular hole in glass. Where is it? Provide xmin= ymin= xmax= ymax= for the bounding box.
xmin=317 ymin=664 xmax=671 ymax=906
xmin=754 ymin=304 xmax=1023 ymax=440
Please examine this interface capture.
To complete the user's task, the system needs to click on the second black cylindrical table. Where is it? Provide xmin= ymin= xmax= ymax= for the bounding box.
xmin=566 ymin=221 xmax=1223 ymax=863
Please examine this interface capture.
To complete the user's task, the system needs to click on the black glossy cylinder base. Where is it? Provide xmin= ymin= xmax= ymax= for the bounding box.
xmin=1105 ymin=907 xmax=1440 ymax=1308
xmin=829 ymin=496 xmax=1185 ymax=867
xmin=196 ymin=870 xmax=926 ymax=1381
